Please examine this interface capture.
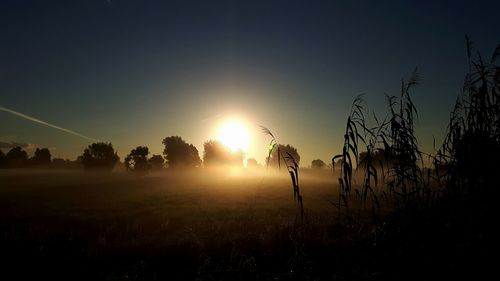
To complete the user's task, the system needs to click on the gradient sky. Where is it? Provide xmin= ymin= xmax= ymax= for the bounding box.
xmin=1 ymin=0 xmax=499 ymax=165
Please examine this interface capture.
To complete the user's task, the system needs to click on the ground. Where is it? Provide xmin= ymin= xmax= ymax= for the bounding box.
xmin=0 ymin=169 xmax=338 ymax=280
xmin=0 ymin=169 xmax=493 ymax=280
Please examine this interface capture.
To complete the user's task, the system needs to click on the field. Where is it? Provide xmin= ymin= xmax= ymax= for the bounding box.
xmin=0 ymin=169 xmax=345 ymax=280
xmin=0 ymin=165 xmax=496 ymax=281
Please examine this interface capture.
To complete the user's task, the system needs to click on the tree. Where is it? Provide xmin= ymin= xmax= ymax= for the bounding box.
xmin=125 ymin=146 xmax=151 ymax=173
xmin=149 ymin=154 xmax=164 ymax=170
xmin=31 ymin=148 xmax=51 ymax=166
xmin=0 ymin=150 xmax=6 ymax=168
xmin=203 ymin=140 xmax=243 ymax=167
xmin=162 ymin=136 xmax=201 ymax=168
xmin=267 ymin=144 xmax=300 ymax=168
xmin=5 ymin=146 xmax=28 ymax=168
xmin=79 ymin=142 xmax=119 ymax=170
xmin=246 ymin=158 xmax=261 ymax=168
xmin=311 ymin=159 xmax=326 ymax=170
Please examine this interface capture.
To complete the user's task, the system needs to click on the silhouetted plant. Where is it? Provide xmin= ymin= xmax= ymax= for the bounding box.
xmin=79 ymin=142 xmax=119 ymax=170
xmin=332 ymin=69 xmax=433 ymax=220
xmin=31 ymin=148 xmax=51 ymax=166
xmin=437 ymin=36 xmax=500 ymax=194
xmin=261 ymin=127 xmax=307 ymax=277
xmin=332 ymin=95 xmax=368 ymax=212
xmin=357 ymin=119 xmax=388 ymax=218
xmin=381 ymin=68 xmax=426 ymax=208
xmin=359 ymin=149 xmax=391 ymax=170
xmin=261 ymin=126 xmax=304 ymax=218
xmin=267 ymin=144 xmax=300 ymax=169
xmin=203 ymin=139 xmax=243 ymax=167
xmin=162 ymin=136 xmax=201 ymax=169
xmin=125 ymin=146 xmax=151 ymax=173
xmin=149 ymin=154 xmax=164 ymax=170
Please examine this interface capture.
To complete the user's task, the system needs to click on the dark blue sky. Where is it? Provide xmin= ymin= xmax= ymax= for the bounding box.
xmin=1 ymin=0 xmax=499 ymax=164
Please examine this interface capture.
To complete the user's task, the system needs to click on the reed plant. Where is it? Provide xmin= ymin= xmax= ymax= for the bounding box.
xmin=331 ymin=68 xmax=435 ymax=222
xmin=436 ymin=37 xmax=500 ymax=196
xmin=261 ymin=126 xmax=304 ymax=218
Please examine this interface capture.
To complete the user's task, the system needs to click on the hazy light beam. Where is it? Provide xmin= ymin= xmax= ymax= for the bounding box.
xmin=0 ymin=105 xmax=100 ymax=142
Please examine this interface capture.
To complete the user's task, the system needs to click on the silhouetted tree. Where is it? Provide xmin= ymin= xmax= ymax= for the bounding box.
xmin=267 ymin=144 xmax=300 ymax=168
xmin=79 ymin=142 xmax=119 ymax=170
xmin=5 ymin=146 xmax=28 ymax=168
xmin=162 ymin=136 xmax=201 ymax=168
xmin=0 ymin=150 xmax=5 ymax=168
xmin=311 ymin=159 xmax=326 ymax=169
xmin=149 ymin=154 xmax=164 ymax=170
xmin=31 ymin=148 xmax=51 ymax=166
xmin=125 ymin=146 xmax=151 ymax=173
xmin=246 ymin=158 xmax=261 ymax=168
xmin=203 ymin=140 xmax=243 ymax=167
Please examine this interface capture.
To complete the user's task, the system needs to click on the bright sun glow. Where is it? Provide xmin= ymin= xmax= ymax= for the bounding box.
xmin=218 ymin=120 xmax=250 ymax=152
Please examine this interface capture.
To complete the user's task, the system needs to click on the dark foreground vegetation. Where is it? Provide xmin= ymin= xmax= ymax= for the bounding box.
xmin=0 ymin=168 xmax=494 ymax=281
xmin=0 ymin=39 xmax=498 ymax=280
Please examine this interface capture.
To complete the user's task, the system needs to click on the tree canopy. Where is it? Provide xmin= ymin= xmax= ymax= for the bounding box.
xmin=32 ymin=148 xmax=51 ymax=166
xmin=5 ymin=146 xmax=28 ymax=168
xmin=203 ymin=140 xmax=243 ymax=167
xmin=125 ymin=146 xmax=151 ymax=173
xmin=79 ymin=142 xmax=119 ymax=170
xmin=149 ymin=154 xmax=164 ymax=170
xmin=311 ymin=159 xmax=326 ymax=169
xmin=162 ymin=136 xmax=201 ymax=168
xmin=246 ymin=158 xmax=261 ymax=168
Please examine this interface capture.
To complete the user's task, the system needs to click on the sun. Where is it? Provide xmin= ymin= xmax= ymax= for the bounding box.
xmin=217 ymin=120 xmax=250 ymax=152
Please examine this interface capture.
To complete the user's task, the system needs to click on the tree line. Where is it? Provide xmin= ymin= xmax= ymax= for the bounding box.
xmin=0 ymin=135 xmax=332 ymax=172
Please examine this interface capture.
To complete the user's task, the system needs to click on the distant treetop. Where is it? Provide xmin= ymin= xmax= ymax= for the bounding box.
xmin=79 ymin=142 xmax=119 ymax=170
xmin=162 ymin=136 xmax=201 ymax=169
xmin=203 ymin=139 xmax=243 ymax=167
xmin=32 ymin=148 xmax=51 ymax=166
xmin=125 ymin=146 xmax=151 ymax=173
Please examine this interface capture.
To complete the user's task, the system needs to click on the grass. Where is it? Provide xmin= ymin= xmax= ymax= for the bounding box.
xmin=1 ymin=167 xmax=492 ymax=281
xmin=0 ymin=169 xmax=339 ymax=280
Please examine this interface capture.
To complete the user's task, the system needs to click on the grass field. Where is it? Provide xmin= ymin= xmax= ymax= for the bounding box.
xmin=0 ymin=168 xmax=494 ymax=280
xmin=0 ymin=169 xmax=345 ymax=280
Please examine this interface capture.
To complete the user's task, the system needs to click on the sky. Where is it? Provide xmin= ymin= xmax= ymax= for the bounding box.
xmin=1 ymin=0 xmax=499 ymax=166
